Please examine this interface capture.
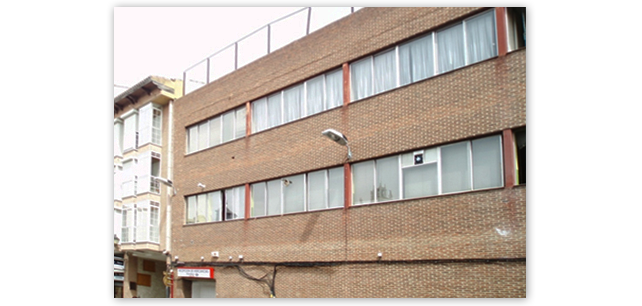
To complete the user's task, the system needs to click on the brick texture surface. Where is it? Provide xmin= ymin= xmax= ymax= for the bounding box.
xmin=169 ymin=7 xmax=526 ymax=298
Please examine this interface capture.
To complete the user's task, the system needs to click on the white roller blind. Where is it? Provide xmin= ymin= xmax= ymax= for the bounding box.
xmin=306 ymin=76 xmax=325 ymax=116
xmin=251 ymin=98 xmax=268 ymax=133
xmin=437 ymin=24 xmax=465 ymax=73
xmin=465 ymin=9 xmax=497 ymax=64
xmin=350 ymin=57 xmax=373 ymax=101
xmin=373 ymin=49 xmax=397 ymax=94
xmin=283 ymin=84 xmax=303 ymax=123
xmin=209 ymin=117 xmax=221 ymax=147
xmin=326 ymin=69 xmax=343 ymax=109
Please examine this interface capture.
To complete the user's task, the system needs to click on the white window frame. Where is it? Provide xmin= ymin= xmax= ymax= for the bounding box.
xmin=186 ymin=105 xmax=246 ymax=154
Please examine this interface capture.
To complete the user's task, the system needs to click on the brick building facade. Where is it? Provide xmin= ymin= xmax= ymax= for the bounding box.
xmin=168 ymin=7 xmax=526 ymax=298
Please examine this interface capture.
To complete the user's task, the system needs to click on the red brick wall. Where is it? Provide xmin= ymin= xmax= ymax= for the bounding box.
xmin=169 ymin=7 xmax=526 ymax=298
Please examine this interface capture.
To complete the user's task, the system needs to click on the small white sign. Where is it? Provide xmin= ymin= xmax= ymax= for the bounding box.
xmin=177 ymin=267 xmax=214 ymax=279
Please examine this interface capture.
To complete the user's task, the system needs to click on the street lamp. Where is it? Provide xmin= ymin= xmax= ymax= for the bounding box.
xmin=322 ymin=129 xmax=352 ymax=160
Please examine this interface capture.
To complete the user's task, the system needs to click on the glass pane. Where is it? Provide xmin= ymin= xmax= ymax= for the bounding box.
xmin=251 ymin=183 xmax=266 ymax=217
xmin=465 ymin=10 xmax=497 ymax=64
xmin=267 ymin=93 xmax=282 ymax=128
xmin=373 ymin=49 xmax=397 ymax=94
xmin=208 ymin=191 xmax=222 ymax=222
xmin=197 ymin=194 xmax=207 ymax=223
xmin=283 ymin=84 xmax=304 ymax=123
xmin=283 ymin=174 xmax=305 ymax=213
xmin=251 ymin=98 xmax=268 ymax=133
xmin=186 ymin=196 xmax=196 ymax=224
xmin=267 ymin=179 xmax=282 ymax=216
xmin=437 ymin=23 xmax=465 ymax=73
xmin=306 ymin=76 xmax=325 ymax=116
xmin=326 ymin=69 xmax=343 ymax=109
xmin=403 ymin=163 xmax=438 ymax=198
xmin=376 ymin=155 xmax=400 ymax=202
xmin=188 ymin=125 xmax=198 ymax=153
xmin=225 ymin=186 xmax=245 ymax=220
xmin=472 ymin=135 xmax=503 ymax=189
xmin=222 ymin=111 xmax=235 ymax=143
xmin=308 ymin=170 xmax=327 ymax=210
xmin=441 ymin=141 xmax=472 ymax=193
xmin=328 ymin=166 xmax=345 ymax=208
xmin=235 ymin=106 xmax=246 ymax=139
xmin=198 ymin=121 xmax=209 ymax=150
xmin=350 ymin=57 xmax=373 ymax=101
xmin=352 ymin=160 xmax=375 ymax=205
xmin=400 ymin=34 xmax=434 ymax=86
xmin=209 ymin=117 xmax=221 ymax=146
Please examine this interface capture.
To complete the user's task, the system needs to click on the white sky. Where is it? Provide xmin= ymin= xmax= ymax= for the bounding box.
xmin=114 ymin=7 xmax=357 ymax=96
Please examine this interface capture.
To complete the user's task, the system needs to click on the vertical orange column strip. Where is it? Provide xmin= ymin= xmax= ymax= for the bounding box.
xmin=495 ymin=7 xmax=508 ymax=57
xmin=342 ymin=63 xmax=350 ymax=106
xmin=344 ymin=163 xmax=352 ymax=208
xmin=245 ymin=183 xmax=251 ymax=219
xmin=502 ymin=129 xmax=516 ymax=189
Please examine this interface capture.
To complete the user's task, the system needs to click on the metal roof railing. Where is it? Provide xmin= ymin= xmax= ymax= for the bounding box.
xmin=183 ymin=7 xmax=361 ymax=95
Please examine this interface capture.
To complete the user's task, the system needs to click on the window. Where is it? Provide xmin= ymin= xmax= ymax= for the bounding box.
xmin=306 ymin=75 xmax=325 ymax=116
xmin=121 ymin=159 xmax=135 ymax=198
xmin=121 ymin=201 xmax=160 ymax=243
xmin=375 ymin=155 xmax=401 ymax=202
xmin=514 ymin=127 xmax=526 ymax=185
xmin=352 ymin=160 xmax=375 ymax=205
xmin=152 ymin=107 xmax=162 ymax=145
xmin=225 ymin=186 xmax=246 ymax=220
xmin=472 ymin=135 xmax=503 ymax=189
xmin=114 ymin=119 xmax=124 ymax=156
xmin=267 ymin=93 xmax=282 ymax=129
xmin=251 ymin=97 xmax=268 ymax=133
xmin=251 ymin=69 xmax=344 ymax=133
xmin=283 ymin=84 xmax=304 ymax=123
xmin=134 ymin=151 xmax=159 ymax=195
xmin=250 ymin=166 xmax=344 ymax=217
xmin=121 ymin=204 xmax=134 ymax=243
xmin=350 ymin=57 xmax=373 ymax=101
xmin=186 ymin=105 xmax=246 ymax=154
xmin=441 ymin=141 xmax=472 ymax=193
xmin=122 ymin=110 xmax=138 ymax=152
xmin=185 ymin=190 xmax=226 ymax=224
xmin=325 ymin=69 xmax=343 ymax=109
xmin=373 ymin=48 xmax=397 ymax=94
xmin=465 ymin=9 xmax=498 ymax=64
xmin=506 ymin=7 xmax=526 ymax=52
xmin=437 ymin=23 xmax=465 ymax=73
xmin=399 ymin=34 xmax=435 ymax=86
xmin=352 ymin=156 xmax=400 ymax=205
xmin=307 ymin=170 xmax=327 ymax=211
xmin=350 ymin=9 xmax=499 ymax=102
xmin=355 ymin=135 xmax=504 ymax=204
xmin=283 ymin=174 xmax=305 ymax=213
xmin=138 ymin=103 xmax=162 ymax=147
